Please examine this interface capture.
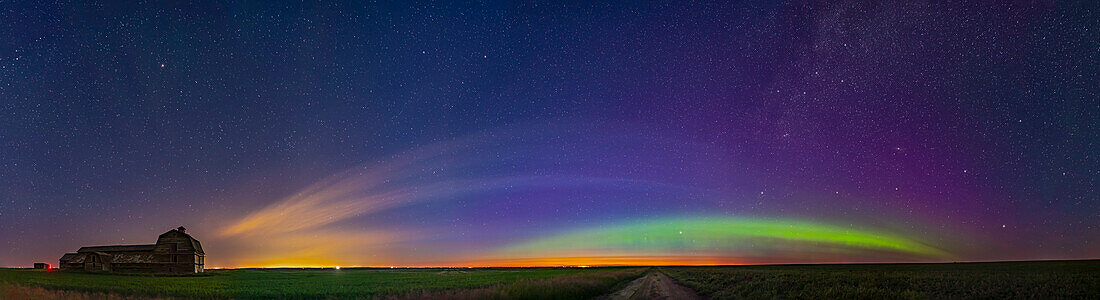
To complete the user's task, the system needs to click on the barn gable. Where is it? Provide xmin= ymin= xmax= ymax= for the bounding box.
xmin=154 ymin=227 xmax=204 ymax=254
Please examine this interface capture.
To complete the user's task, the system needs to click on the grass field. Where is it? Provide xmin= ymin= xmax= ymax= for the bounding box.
xmin=2 ymin=260 xmax=1097 ymax=299
xmin=0 ymin=267 xmax=645 ymax=299
xmin=661 ymin=260 xmax=1100 ymax=299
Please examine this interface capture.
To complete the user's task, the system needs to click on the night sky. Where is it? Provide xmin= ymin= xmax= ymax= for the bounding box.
xmin=1 ymin=1 xmax=1097 ymax=267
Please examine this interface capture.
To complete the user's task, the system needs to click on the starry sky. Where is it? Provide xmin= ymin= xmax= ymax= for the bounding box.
xmin=1 ymin=1 xmax=1097 ymax=267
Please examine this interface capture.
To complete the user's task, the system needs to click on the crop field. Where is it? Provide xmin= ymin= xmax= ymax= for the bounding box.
xmin=661 ymin=260 xmax=1100 ymax=299
xmin=0 ymin=267 xmax=645 ymax=299
xmin=2 ymin=260 xmax=1097 ymax=299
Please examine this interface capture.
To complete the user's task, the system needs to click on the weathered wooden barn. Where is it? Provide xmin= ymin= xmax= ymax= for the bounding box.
xmin=59 ymin=227 xmax=205 ymax=273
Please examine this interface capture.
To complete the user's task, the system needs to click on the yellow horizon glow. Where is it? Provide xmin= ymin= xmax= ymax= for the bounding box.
xmin=204 ymin=257 xmax=958 ymax=269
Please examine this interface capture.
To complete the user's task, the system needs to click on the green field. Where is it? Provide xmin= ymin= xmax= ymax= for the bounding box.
xmin=2 ymin=260 xmax=1097 ymax=299
xmin=0 ymin=267 xmax=645 ymax=299
xmin=661 ymin=260 xmax=1100 ymax=299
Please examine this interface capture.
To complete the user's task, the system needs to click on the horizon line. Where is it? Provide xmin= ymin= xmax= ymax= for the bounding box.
xmin=119 ymin=258 xmax=1100 ymax=270
xmin=7 ymin=258 xmax=1096 ymax=270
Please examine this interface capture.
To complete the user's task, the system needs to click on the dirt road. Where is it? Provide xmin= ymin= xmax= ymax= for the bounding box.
xmin=601 ymin=269 xmax=703 ymax=300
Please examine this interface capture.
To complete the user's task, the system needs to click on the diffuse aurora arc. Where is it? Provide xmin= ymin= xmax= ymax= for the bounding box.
xmin=497 ymin=216 xmax=951 ymax=260
xmin=210 ymin=125 xmax=957 ymax=267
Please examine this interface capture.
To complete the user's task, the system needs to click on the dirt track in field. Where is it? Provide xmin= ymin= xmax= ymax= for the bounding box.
xmin=601 ymin=269 xmax=703 ymax=300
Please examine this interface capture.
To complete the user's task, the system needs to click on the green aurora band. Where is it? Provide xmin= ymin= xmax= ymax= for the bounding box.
xmin=498 ymin=216 xmax=951 ymax=261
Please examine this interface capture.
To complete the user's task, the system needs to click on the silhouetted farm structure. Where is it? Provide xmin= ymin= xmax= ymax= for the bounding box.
xmin=59 ymin=227 xmax=204 ymax=274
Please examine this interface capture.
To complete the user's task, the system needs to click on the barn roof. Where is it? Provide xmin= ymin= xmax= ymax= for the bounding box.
xmin=159 ymin=228 xmax=204 ymax=254
xmin=191 ymin=238 xmax=204 ymax=254
xmin=77 ymin=244 xmax=156 ymax=253
xmin=59 ymin=253 xmax=81 ymax=262
xmin=109 ymin=252 xmax=157 ymax=263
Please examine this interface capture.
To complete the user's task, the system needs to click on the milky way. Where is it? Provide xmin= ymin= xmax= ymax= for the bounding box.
xmin=1 ymin=1 xmax=1096 ymax=267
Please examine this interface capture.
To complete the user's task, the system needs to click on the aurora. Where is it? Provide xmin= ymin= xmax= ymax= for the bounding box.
xmin=194 ymin=123 xmax=962 ymax=267
xmin=491 ymin=216 xmax=951 ymax=266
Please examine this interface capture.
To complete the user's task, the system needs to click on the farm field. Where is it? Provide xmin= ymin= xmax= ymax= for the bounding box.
xmin=0 ymin=267 xmax=645 ymax=299
xmin=2 ymin=260 xmax=1097 ymax=299
xmin=661 ymin=260 xmax=1100 ymax=299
